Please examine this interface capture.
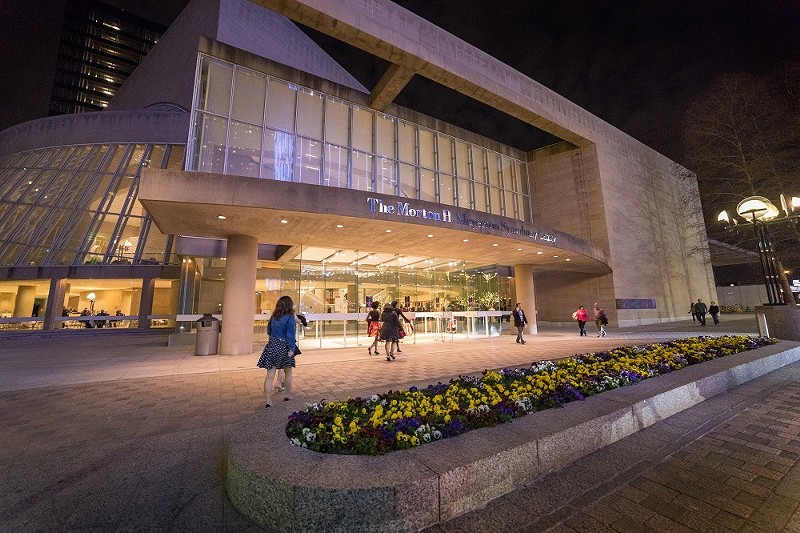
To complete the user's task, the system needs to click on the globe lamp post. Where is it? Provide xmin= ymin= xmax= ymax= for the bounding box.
xmin=717 ymin=194 xmax=800 ymax=305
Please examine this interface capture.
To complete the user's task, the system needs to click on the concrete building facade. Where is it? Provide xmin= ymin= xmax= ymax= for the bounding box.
xmin=0 ymin=0 xmax=715 ymax=353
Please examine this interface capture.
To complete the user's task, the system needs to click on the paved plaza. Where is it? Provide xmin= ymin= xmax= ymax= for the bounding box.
xmin=2 ymin=315 xmax=800 ymax=531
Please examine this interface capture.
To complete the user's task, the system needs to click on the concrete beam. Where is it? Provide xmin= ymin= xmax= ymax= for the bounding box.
xmin=250 ymin=0 xmax=592 ymax=147
xmin=370 ymin=63 xmax=415 ymax=111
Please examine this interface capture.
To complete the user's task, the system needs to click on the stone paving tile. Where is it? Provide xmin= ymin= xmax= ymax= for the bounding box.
xmin=4 ymin=318 xmax=800 ymax=531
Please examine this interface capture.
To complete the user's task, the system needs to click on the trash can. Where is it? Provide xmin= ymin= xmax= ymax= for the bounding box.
xmin=195 ymin=313 xmax=220 ymax=355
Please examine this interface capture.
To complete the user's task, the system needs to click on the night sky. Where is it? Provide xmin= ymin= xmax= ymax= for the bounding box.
xmin=2 ymin=0 xmax=799 ymax=167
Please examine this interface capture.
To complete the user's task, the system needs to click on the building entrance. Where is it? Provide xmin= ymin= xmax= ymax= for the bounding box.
xmin=186 ymin=245 xmax=517 ymax=348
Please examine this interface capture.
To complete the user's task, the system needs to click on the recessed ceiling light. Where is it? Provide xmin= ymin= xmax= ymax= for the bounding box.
xmin=386 ymin=229 xmax=392 ymax=233
xmin=336 ymin=224 xmax=344 ymax=228
xmin=517 ymin=248 xmax=522 ymax=251
xmin=536 ymin=251 xmax=543 ymax=255
xmin=217 ymin=215 xmax=226 ymax=220
xmin=553 ymin=255 xmax=559 ymax=258
xmin=427 ymin=234 xmax=433 ymax=238
xmin=566 ymin=258 xmax=571 ymax=261
xmin=280 ymin=219 xmax=288 ymax=224
xmin=492 ymin=243 xmax=498 ymax=247
xmin=463 ymin=239 xmax=469 ymax=242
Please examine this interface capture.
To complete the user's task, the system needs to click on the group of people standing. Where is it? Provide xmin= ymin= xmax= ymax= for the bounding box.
xmin=574 ymin=303 xmax=608 ymax=337
xmin=366 ymin=300 xmax=412 ymax=362
xmin=690 ymin=299 xmax=720 ymax=326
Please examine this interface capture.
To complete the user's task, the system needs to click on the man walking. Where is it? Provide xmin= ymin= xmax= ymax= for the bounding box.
xmin=513 ymin=302 xmax=528 ymax=344
xmin=694 ymin=298 xmax=708 ymax=325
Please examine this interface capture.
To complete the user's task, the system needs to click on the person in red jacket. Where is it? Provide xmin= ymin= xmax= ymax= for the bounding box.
xmin=574 ymin=305 xmax=590 ymax=336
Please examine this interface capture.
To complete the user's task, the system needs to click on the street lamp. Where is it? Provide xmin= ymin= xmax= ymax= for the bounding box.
xmin=87 ymin=292 xmax=96 ymax=315
xmin=717 ymin=194 xmax=800 ymax=305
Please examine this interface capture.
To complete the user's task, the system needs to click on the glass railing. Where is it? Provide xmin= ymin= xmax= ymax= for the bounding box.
xmin=1 ymin=312 xmax=513 ymax=347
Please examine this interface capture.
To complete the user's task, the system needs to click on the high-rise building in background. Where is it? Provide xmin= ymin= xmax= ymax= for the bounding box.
xmin=49 ymin=0 xmax=165 ymax=116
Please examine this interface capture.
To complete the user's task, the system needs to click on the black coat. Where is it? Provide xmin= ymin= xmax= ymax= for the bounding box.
xmin=380 ymin=310 xmax=401 ymax=341
xmin=512 ymin=308 xmax=528 ymax=327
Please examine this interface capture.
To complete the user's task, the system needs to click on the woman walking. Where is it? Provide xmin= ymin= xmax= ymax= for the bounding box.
xmin=257 ymin=295 xmax=297 ymax=407
xmin=379 ymin=303 xmax=400 ymax=361
xmin=391 ymin=300 xmax=410 ymax=353
xmin=575 ymin=305 xmax=590 ymax=337
xmin=366 ymin=301 xmax=382 ymax=355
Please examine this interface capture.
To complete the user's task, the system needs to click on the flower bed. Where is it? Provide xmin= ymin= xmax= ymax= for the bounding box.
xmin=286 ymin=335 xmax=777 ymax=455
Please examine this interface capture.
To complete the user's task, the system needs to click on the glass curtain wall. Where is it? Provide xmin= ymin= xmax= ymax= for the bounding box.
xmin=193 ymin=246 xmax=513 ymax=348
xmin=188 ymin=54 xmax=532 ymax=222
xmin=0 ymin=143 xmax=185 ymax=267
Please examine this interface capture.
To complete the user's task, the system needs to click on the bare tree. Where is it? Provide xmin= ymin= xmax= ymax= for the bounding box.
xmin=683 ymin=63 xmax=800 ymax=272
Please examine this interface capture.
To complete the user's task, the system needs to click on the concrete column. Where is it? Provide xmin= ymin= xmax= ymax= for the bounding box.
xmin=221 ymin=234 xmax=258 ymax=355
xmin=43 ymin=278 xmax=69 ymax=330
xmin=514 ymin=264 xmax=537 ymax=335
xmin=138 ymin=278 xmax=155 ymax=329
xmin=13 ymin=285 xmax=36 ymax=317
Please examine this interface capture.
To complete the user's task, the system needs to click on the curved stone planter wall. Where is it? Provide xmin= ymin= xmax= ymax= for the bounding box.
xmin=226 ymin=342 xmax=800 ymax=532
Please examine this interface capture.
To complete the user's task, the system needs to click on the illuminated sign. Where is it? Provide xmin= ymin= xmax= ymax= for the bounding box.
xmin=366 ymin=197 xmax=556 ymax=244
xmin=367 ymin=197 xmax=451 ymax=222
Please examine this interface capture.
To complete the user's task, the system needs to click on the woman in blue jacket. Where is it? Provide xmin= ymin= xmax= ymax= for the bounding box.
xmin=257 ymin=295 xmax=297 ymax=407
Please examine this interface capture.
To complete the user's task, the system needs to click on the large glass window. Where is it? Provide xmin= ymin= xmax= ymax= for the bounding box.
xmin=351 ymin=106 xmax=373 ymax=153
xmin=231 ymin=68 xmax=266 ymax=124
xmin=227 ymin=121 xmax=261 ymax=178
xmin=265 ymin=79 xmax=296 ymax=132
xmin=376 ymin=114 xmax=396 ymax=158
xmin=188 ymin=55 xmax=533 ymax=222
xmin=261 ymin=130 xmax=294 ymax=182
xmin=192 ymin=113 xmax=227 ymax=173
xmin=351 ymin=150 xmax=372 ymax=192
xmin=198 ymin=58 xmax=232 ymax=116
xmin=324 ymin=144 xmax=348 ymax=188
xmin=438 ymin=135 xmax=454 ymax=175
xmin=0 ymin=142 xmax=182 ymax=268
xmin=294 ymin=137 xmax=321 ymax=185
xmin=398 ymin=121 xmax=416 ymax=164
xmin=377 ymin=157 xmax=396 ymax=195
xmin=296 ymin=88 xmax=324 ymax=140
xmin=325 ymin=96 xmax=349 ymax=146
xmin=414 ymin=168 xmax=433 ymax=203
xmin=399 ymin=163 xmax=416 ymax=199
